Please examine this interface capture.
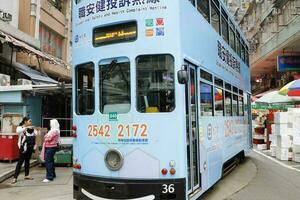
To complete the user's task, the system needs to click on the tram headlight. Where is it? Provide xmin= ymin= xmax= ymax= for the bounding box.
xmin=105 ymin=149 xmax=123 ymax=171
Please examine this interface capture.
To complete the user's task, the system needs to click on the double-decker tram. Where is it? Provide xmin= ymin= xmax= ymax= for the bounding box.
xmin=72 ymin=0 xmax=252 ymax=199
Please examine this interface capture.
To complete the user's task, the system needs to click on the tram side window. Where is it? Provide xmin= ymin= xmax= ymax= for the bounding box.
xmin=221 ymin=8 xmax=229 ymax=43
xmin=225 ymin=91 xmax=232 ymax=116
xmin=239 ymin=96 xmax=244 ymax=116
xmin=200 ymin=82 xmax=213 ymax=116
xmin=76 ymin=63 xmax=95 ymax=115
xmin=99 ymin=58 xmax=131 ymax=114
xmin=211 ymin=1 xmax=220 ymax=35
xmin=197 ymin=0 xmax=210 ymax=22
xmin=232 ymin=94 xmax=238 ymax=116
xmin=136 ymin=55 xmax=175 ymax=113
xmin=236 ymin=33 xmax=241 ymax=56
xmin=215 ymin=87 xmax=224 ymax=116
xmin=229 ymin=22 xmax=236 ymax=50
xmin=241 ymin=42 xmax=246 ymax=62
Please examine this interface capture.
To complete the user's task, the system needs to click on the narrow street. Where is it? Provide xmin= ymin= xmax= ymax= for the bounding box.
xmin=228 ymin=152 xmax=300 ymax=200
xmin=0 ymin=167 xmax=72 ymax=200
xmin=203 ymin=151 xmax=300 ymax=200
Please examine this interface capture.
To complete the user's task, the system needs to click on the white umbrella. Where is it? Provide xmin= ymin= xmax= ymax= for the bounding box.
xmin=255 ymin=91 xmax=294 ymax=104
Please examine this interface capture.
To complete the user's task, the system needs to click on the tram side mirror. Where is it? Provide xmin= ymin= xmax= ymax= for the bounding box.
xmin=177 ymin=69 xmax=188 ymax=84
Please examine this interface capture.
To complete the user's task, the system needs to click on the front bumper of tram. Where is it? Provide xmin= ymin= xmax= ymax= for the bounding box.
xmin=73 ymin=173 xmax=186 ymax=200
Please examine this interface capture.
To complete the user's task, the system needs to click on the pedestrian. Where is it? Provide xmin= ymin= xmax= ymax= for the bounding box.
xmin=41 ymin=119 xmax=60 ymax=183
xmin=11 ymin=117 xmax=37 ymax=184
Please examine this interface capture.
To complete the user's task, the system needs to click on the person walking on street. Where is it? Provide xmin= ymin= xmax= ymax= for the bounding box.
xmin=41 ymin=119 xmax=60 ymax=183
xmin=11 ymin=117 xmax=37 ymax=184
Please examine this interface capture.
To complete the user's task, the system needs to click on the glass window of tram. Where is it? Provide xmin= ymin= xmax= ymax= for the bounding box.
xmin=136 ymin=54 xmax=175 ymax=113
xmin=99 ymin=58 xmax=131 ymax=114
xmin=76 ymin=63 xmax=95 ymax=115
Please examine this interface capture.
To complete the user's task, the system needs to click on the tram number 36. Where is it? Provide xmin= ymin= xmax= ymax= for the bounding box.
xmin=162 ymin=184 xmax=175 ymax=194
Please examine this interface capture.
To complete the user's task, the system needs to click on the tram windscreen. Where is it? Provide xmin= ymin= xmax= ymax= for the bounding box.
xmin=93 ymin=21 xmax=137 ymax=46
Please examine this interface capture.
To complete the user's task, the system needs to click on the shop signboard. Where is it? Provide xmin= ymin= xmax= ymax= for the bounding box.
xmin=277 ymin=56 xmax=300 ymax=72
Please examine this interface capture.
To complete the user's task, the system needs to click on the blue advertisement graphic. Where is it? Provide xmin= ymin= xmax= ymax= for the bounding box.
xmin=277 ymin=56 xmax=300 ymax=72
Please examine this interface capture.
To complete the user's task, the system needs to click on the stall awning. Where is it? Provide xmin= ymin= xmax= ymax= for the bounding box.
xmin=0 ymin=57 xmax=58 ymax=85
xmin=0 ymin=30 xmax=69 ymax=68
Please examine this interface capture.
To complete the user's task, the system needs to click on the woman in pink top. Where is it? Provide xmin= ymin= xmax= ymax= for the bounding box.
xmin=42 ymin=119 xmax=60 ymax=183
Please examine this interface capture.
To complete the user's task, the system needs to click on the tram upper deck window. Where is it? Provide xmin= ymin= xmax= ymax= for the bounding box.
xmin=229 ymin=21 xmax=236 ymax=50
xmin=76 ymin=63 xmax=95 ymax=115
xmin=99 ymin=58 xmax=130 ymax=114
xmin=221 ymin=8 xmax=229 ymax=43
xmin=211 ymin=1 xmax=220 ymax=34
xmin=236 ymin=32 xmax=241 ymax=56
xmin=93 ymin=21 xmax=137 ymax=47
xmin=136 ymin=54 xmax=175 ymax=113
xmin=197 ymin=0 xmax=210 ymax=22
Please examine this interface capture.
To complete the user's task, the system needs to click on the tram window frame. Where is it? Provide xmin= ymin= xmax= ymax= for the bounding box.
xmin=214 ymin=86 xmax=224 ymax=116
xmin=238 ymin=95 xmax=244 ymax=116
xmin=99 ymin=58 xmax=131 ymax=114
xmin=241 ymin=40 xmax=246 ymax=62
xmin=75 ymin=62 xmax=95 ymax=115
xmin=189 ymin=0 xmax=196 ymax=6
xmin=225 ymin=90 xmax=232 ymax=116
xmin=200 ymin=81 xmax=214 ymax=116
xmin=197 ymin=0 xmax=210 ymax=22
xmin=225 ymin=82 xmax=232 ymax=90
xmin=232 ymin=94 xmax=239 ymax=116
xmin=214 ymin=77 xmax=223 ymax=87
xmin=212 ymin=0 xmax=220 ymax=7
xmin=221 ymin=7 xmax=229 ymax=44
xmin=136 ymin=54 xmax=175 ymax=113
xmin=200 ymin=69 xmax=213 ymax=82
xmin=210 ymin=0 xmax=220 ymax=35
xmin=233 ymin=86 xmax=238 ymax=93
xmin=236 ymin=32 xmax=241 ymax=57
xmin=229 ymin=23 xmax=236 ymax=50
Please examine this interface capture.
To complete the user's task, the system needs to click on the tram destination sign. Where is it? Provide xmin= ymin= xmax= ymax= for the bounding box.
xmin=93 ymin=21 xmax=137 ymax=46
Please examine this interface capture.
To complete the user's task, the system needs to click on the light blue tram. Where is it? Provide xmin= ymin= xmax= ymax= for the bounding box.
xmin=72 ymin=0 xmax=252 ymax=199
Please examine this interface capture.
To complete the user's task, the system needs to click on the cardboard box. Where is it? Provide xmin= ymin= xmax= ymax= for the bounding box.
xmin=274 ymin=112 xmax=289 ymax=124
xmin=276 ymin=147 xmax=289 ymax=161
xmin=294 ymin=153 xmax=300 ymax=163
xmin=257 ymin=144 xmax=267 ymax=150
xmin=1 ymin=113 xmax=23 ymax=134
xmin=275 ymin=124 xmax=292 ymax=136
xmin=277 ymin=135 xmax=292 ymax=148
xmin=293 ymin=145 xmax=300 ymax=153
xmin=270 ymin=145 xmax=276 ymax=157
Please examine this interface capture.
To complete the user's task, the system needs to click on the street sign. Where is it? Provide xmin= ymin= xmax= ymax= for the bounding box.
xmin=277 ymin=55 xmax=300 ymax=72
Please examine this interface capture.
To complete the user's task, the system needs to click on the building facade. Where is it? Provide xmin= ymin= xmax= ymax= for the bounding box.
xmin=0 ymin=0 xmax=72 ymax=132
xmin=225 ymin=0 xmax=300 ymax=94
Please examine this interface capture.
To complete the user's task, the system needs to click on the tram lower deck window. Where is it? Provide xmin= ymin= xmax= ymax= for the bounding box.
xmin=136 ymin=54 xmax=175 ymax=113
xmin=76 ymin=63 xmax=95 ymax=115
xmin=200 ymin=82 xmax=213 ymax=116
